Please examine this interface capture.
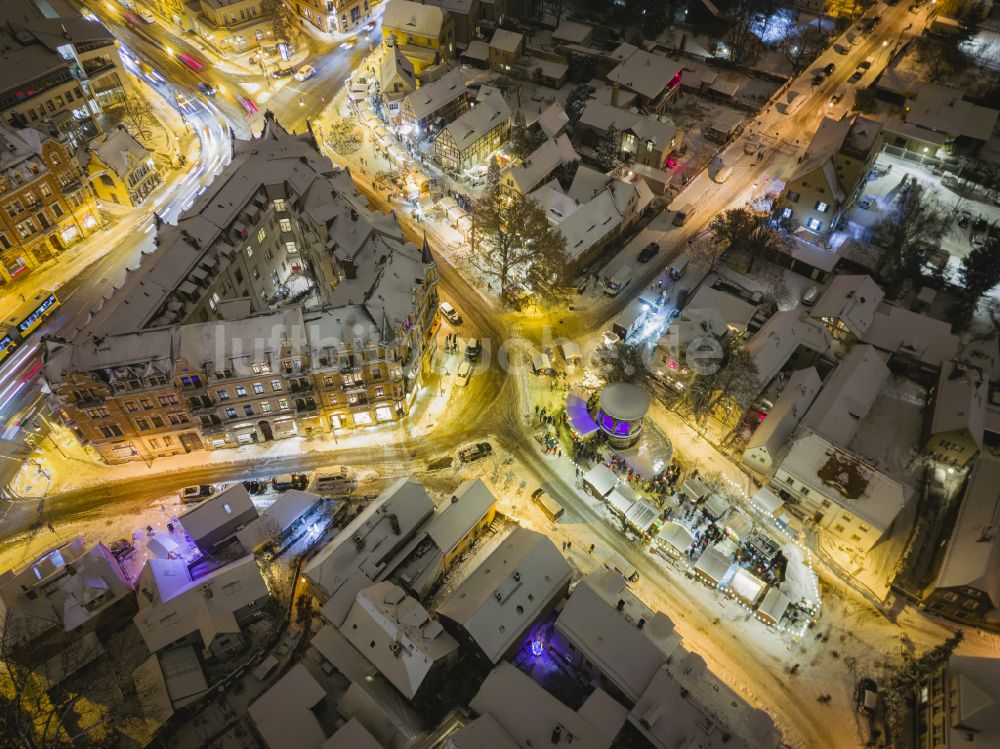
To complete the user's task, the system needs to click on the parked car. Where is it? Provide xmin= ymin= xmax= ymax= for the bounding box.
xmin=180 ymin=484 xmax=214 ymax=502
xmin=439 ymin=301 xmax=462 ymax=324
xmin=801 ymin=285 xmax=821 ymax=306
xmin=856 ymin=678 xmax=878 ymax=715
xmin=823 ymin=62 xmax=835 ymax=76
xmin=271 ymin=65 xmax=294 ymax=78
xmin=858 ymin=58 xmax=873 ymax=71
xmin=294 ymin=64 xmax=316 ymax=81
xmin=456 ymin=360 xmax=473 ymax=386
xmin=858 ymin=195 xmax=875 ymax=210
xmin=830 ymin=90 xmax=845 ymax=106
xmin=458 ymin=442 xmax=492 ymax=463
xmin=198 ymin=81 xmax=216 ymax=96
xmin=812 ymin=74 xmax=825 ymax=86
xmin=637 ymin=242 xmax=660 ymax=263
xmin=848 ymin=70 xmax=863 ymax=84
xmin=956 ymin=210 xmax=972 ymax=229
xmin=465 ymin=338 xmax=482 ymax=362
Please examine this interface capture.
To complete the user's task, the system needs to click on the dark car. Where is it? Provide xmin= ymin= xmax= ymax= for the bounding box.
xmin=459 ymin=442 xmax=492 ymax=463
xmin=812 ymin=74 xmax=825 ymax=86
xmin=271 ymin=65 xmax=294 ymax=78
xmin=823 ymin=62 xmax=835 ymax=76
xmin=856 ymin=678 xmax=878 ymax=714
xmin=637 ymin=242 xmax=660 ymax=263
xmin=848 ymin=71 xmax=863 ymax=84
xmin=198 ymin=81 xmax=216 ymax=96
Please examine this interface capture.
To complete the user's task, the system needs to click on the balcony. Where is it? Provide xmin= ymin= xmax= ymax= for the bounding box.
xmin=341 ymin=381 xmax=367 ymax=393
xmin=290 ymin=380 xmax=314 ymax=394
xmin=295 ymin=399 xmax=319 ymax=415
xmin=347 ymin=396 xmax=369 ymax=408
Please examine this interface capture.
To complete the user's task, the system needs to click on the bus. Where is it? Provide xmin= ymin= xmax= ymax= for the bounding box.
xmin=0 ymin=291 xmax=59 ymax=366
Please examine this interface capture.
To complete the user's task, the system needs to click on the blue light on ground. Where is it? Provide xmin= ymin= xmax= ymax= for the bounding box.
xmin=750 ymin=9 xmax=797 ymax=44
xmin=531 ymin=640 xmax=544 ymax=657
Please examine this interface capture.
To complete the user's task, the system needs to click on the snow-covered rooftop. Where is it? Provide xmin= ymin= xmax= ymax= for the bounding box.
xmin=930 ymin=361 xmax=985 ymax=448
xmin=533 ymin=102 xmax=569 ymax=139
xmin=470 ymin=663 xmax=626 ymax=749
xmin=88 ymin=125 xmax=150 ymax=179
xmin=403 ymin=68 xmax=467 ymax=122
xmin=552 ymin=20 xmax=592 ymax=44
xmin=304 ymin=478 xmax=434 ymax=624
xmin=436 ymin=527 xmax=571 ymax=663
xmin=248 ymin=664 xmax=327 ymax=749
xmin=437 ymin=86 xmax=510 ymax=152
xmin=802 ymin=344 xmax=889 ymax=447
xmin=687 ymin=285 xmax=757 ymax=331
xmin=236 ymin=490 xmax=324 ymax=553
xmin=905 ymin=83 xmax=998 ymax=141
xmin=556 ymin=568 xmax=682 ymax=702
xmin=489 ymin=28 xmax=523 ymax=54
xmin=501 ymin=134 xmax=578 ymax=195
xmin=178 ymin=483 xmax=258 ymax=547
xmin=859 ymin=303 xmax=959 ymax=367
xmin=340 ymin=582 xmax=457 ymax=699
xmin=745 ymin=311 xmax=831 ymax=388
xmin=934 ymin=455 xmax=1000 ymax=607
xmin=383 ymin=0 xmax=448 ymax=39
xmin=424 ymin=478 xmax=496 ymax=555
xmin=445 ymin=715 xmax=519 ymax=749
xmin=809 ymin=275 xmax=884 ymax=337
xmin=743 ymin=367 xmax=821 ymax=475
xmin=606 ymin=44 xmax=682 ymax=101
xmin=777 ymin=430 xmax=907 ymax=533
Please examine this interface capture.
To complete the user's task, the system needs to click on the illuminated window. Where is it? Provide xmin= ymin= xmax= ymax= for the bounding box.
xmin=279 ymin=218 xmax=292 ymax=232
xmin=815 ymin=201 xmax=829 ymax=213
xmin=781 ymin=207 xmax=792 ymax=220
xmin=285 ymin=241 xmax=297 ymax=254
xmin=806 ymin=218 xmax=823 ymax=232
xmin=273 ymin=198 xmax=285 ymax=211
xmin=257 ymin=227 xmax=266 ymax=243
xmin=646 ymin=141 xmax=653 ymax=152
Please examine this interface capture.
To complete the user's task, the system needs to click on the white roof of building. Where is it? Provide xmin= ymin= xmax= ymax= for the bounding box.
xmin=304 ymin=477 xmax=434 ymax=623
xmin=380 ymin=45 xmax=416 ymax=92
xmin=606 ymin=44 xmax=682 ymax=101
xmin=578 ymin=100 xmax=639 ymax=135
xmin=133 ymin=555 xmax=269 ymax=653
xmin=777 ymin=431 xmax=907 ymax=534
xmin=436 ymin=527 xmax=572 ymax=663
xmin=552 ymin=20 xmax=592 ymax=44
xmin=802 ymin=344 xmax=889 ymax=446
xmin=0 ymin=537 xmax=130 ymax=646
xmin=534 ymin=102 xmax=569 ymax=138
xmin=460 ymin=40 xmax=490 ymax=62
xmin=470 ymin=663 xmax=626 ymax=749
xmin=489 ymin=28 xmax=523 ymax=54
xmin=745 ymin=310 xmax=831 ymax=388
xmin=626 ymin=115 xmax=678 ymax=151
xmin=583 ymin=464 xmax=619 ymax=497
xmin=693 ymin=546 xmax=733 ymax=584
xmin=444 ymin=715 xmax=519 ymax=749
xmin=656 ymin=522 xmax=694 ymax=553
xmin=859 ymin=303 xmax=959 ymax=367
xmin=560 ymin=179 xmax=652 ymax=262
xmin=236 ymin=490 xmax=324 ymax=553
xmin=425 ymin=478 xmax=496 ymax=555
xmin=600 ymin=382 xmax=650 ymax=421
xmin=528 ymin=179 xmax=582 ymax=224
xmin=159 ymin=645 xmax=209 ymax=706
xmin=437 ymin=86 xmax=510 ymax=152
xmin=930 ymin=361 xmax=986 ymax=447
xmin=89 ymin=125 xmax=151 ymax=179
xmin=178 ymin=483 xmax=257 ymax=545
xmin=383 ymin=0 xmax=447 ymax=39
xmin=631 ymin=662 xmax=778 ymax=749
xmin=340 ymin=582 xmax=457 ymax=699
xmin=322 ymin=718 xmax=382 ymax=749
xmin=788 ymin=115 xmax=854 ymax=186
xmin=730 ymin=568 xmax=766 ymax=605
xmin=941 ymin=655 xmax=1000 ymax=747
xmin=750 ymin=486 xmax=785 ymax=516
xmin=404 ymin=68 xmax=468 ymax=121
xmin=556 ymin=568 xmax=682 ymax=702
xmin=567 ymin=164 xmax=612 ymax=202
xmin=501 ymin=134 xmax=578 ymax=194
xmin=743 ymin=367 xmax=822 ymax=473
xmin=248 ymin=664 xmax=327 ymax=749
xmin=934 ymin=455 xmax=1000 ymax=606
xmin=906 ymin=83 xmax=999 ymax=141
xmin=687 ymin=286 xmax=757 ymax=331
xmin=809 ymin=275 xmax=884 ymax=337
xmin=756 ymin=587 xmax=790 ymax=626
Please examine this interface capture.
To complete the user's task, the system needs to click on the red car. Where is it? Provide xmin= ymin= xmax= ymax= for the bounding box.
xmin=239 ymin=97 xmax=258 ymax=114
xmin=178 ymin=53 xmax=205 ymax=71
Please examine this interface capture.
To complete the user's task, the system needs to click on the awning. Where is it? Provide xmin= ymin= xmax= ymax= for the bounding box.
xmin=694 ymin=546 xmax=733 ymax=585
xmin=561 ymin=341 xmax=582 ymax=362
xmin=751 ymin=486 xmax=784 ymax=517
xmin=756 ymin=587 xmax=790 ymax=626
xmin=681 ymin=477 xmax=708 ymax=502
xmin=624 ymin=499 xmax=659 ymax=534
xmin=583 ymin=464 xmax=618 ymax=498
xmin=606 ymin=488 xmax=634 ymax=517
xmin=703 ymin=493 xmax=730 ymax=520
xmin=566 ymin=391 xmax=599 ymax=438
xmin=656 ymin=522 xmax=694 ymax=554
xmin=729 ymin=567 xmax=766 ymax=607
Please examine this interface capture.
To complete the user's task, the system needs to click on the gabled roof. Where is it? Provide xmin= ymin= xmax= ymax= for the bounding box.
xmin=933 ymin=456 xmax=1000 ymax=605
xmin=403 ymin=68 xmax=467 ymax=121
xmin=436 ymin=86 xmax=510 ymax=152
xmin=436 ymin=528 xmax=571 ymax=663
xmin=340 ymin=582 xmax=457 ymax=699
xmin=801 ymin=344 xmax=889 ymax=446
xmin=809 ymin=275 xmax=884 ymax=337
xmin=379 ymin=45 xmax=416 ymax=92
xmin=89 ymin=126 xmax=150 ymax=179
xmin=248 ymin=664 xmax=327 ymax=749
xmin=930 ymin=361 xmax=985 ymax=446
xmin=555 ymin=568 xmax=682 ymax=702
xmin=178 ymin=483 xmax=258 ymax=546
xmin=424 ymin=478 xmax=496 ymax=555
xmin=606 ymin=45 xmax=682 ymax=101
xmin=501 ymin=134 xmax=578 ymax=194
xmin=743 ymin=367 xmax=822 ymax=473
xmin=532 ymin=102 xmax=569 ymax=139
xmin=489 ymin=28 xmax=523 ymax=54
xmin=859 ymin=303 xmax=959 ymax=367
xmin=789 ymin=116 xmax=853 ymax=184
xmin=745 ymin=311 xmax=831 ymax=388
xmin=383 ymin=0 xmax=447 ymax=39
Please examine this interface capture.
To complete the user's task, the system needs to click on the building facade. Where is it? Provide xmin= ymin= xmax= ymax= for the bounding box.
xmin=432 ymin=87 xmax=509 ymax=173
xmin=43 ymin=115 xmax=440 ymax=463
xmin=82 ymin=125 xmax=162 ymax=207
xmin=382 ymin=0 xmax=455 ymax=73
xmin=0 ymin=124 xmax=99 ymax=285
xmin=775 ymin=115 xmax=883 ymax=236
xmin=191 ymin=0 xmax=274 ymax=54
xmin=297 ymin=0 xmax=374 ymax=33
xmin=1 ymin=17 xmax=126 ymax=146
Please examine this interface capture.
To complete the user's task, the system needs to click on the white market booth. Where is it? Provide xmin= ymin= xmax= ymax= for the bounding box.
xmin=583 ymin=464 xmax=618 ymax=499
xmin=756 ymin=587 xmax=791 ymax=627
xmin=656 ymin=522 xmax=694 ymax=558
xmin=694 ymin=546 xmax=733 ymax=589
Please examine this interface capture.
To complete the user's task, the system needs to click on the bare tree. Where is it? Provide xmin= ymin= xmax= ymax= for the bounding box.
xmin=116 ymin=95 xmax=158 ymax=144
xmin=873 ymin=175 xmax=947 ymax=296
xmin=684 ymin=340 xmax=760 ymax=426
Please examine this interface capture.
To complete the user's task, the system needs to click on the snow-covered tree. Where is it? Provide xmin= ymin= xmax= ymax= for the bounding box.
xmin=597 ymin=124 xmax=620 ymax=171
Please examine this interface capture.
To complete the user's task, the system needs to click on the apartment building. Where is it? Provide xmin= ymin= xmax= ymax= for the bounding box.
xmin=914 ymin=654 xmax=1000 ymax=749
xmin=191 ymin=0 xmax=274 ymax=54
xmin=0 ymin=123 xmax=99 ymax=284
xmin=488 ymin=28 xmax=522 ymax=73
xmin=923 ymin=360 xmax=985 ymax=468
xmin=382 ymin=0 xmax=455 ymax=73
xmin=774 ymin=114 xmax=883 ymax=236
xmin=0 ymin=10 xmax=126 ymax=144
xmin=398 ymin=68 xmax=468 ymax=133
xmin=43 ymin=114 xmax=440 ymax=463
xmin=297 ymin=0 xmax=373 ymax=34
xmin=80 ymin=125 xmax=161 ymax=207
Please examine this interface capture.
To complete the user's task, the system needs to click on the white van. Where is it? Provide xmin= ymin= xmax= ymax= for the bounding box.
xmin=456 ymin=360 xmax=472 ymax=386
xmin=713 ymin=165 xmax=734 ymax=184
xmin=669 ymin=253 xmax=690 ymax=279
xmin=603 ymin=551 xmax=640 ymax=583
xmin=602 ymin=265 xmax=632 ymax=296
xmin=310 ymin=466 xmax=356 ymax=495
xmin=784 ymin=89 xmax=807 ymax=115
